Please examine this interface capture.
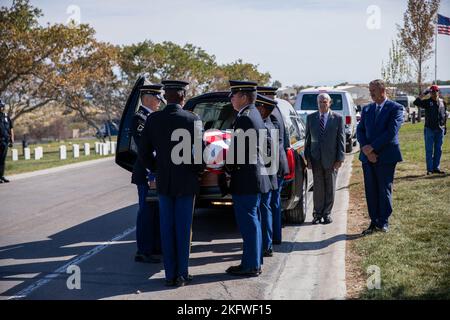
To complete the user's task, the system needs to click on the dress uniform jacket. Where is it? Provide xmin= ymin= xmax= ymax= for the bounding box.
xmin=269 ymin=106 xmax=290 ymax=177
xmin=131 ymin=106 xmax=152 ymax=185
xmin=263 ymin=116 xmax=278 ymax=191
xmin=138 ymin=104 xmax=205 ymax=196
xmin=229 ymin=104 xmax=272 ymax=195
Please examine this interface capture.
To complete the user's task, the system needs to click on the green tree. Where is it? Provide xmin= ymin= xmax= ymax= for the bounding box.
xmin=0 ymin=0 xmax=122 ymax=136
xmin=381 ymin=38 xmax=412 ymax=95
xmin=119 ymin=43 xmax=272 ymax=96
xmin=211 ymin=59 xmax=271 ymax=91
xmin=119 ymin=41 xmax=218 ymax=97
xmin=398 ymin=0 xmax=440 ymax=94
xmin=272 ymin=80 xmax=282 ymax=88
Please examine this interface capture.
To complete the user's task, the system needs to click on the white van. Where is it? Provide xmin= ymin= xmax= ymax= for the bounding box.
xmin=395 ymin=95 xmax=417 ymax=122
xmin=294 ymin=88 xmax=358 ymax=153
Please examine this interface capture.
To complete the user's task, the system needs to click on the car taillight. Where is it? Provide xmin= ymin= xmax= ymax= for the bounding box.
xmin=346 ymin=116 xmax=352 ymax=125
xmin=284 ymin=148 xmax=295 ymax=181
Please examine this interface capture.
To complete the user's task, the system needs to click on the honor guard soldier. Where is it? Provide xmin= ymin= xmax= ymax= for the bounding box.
xmin=226 ymin=80 xmax=272 ymax=277
xmin=255 ymin=94 xmax=279 ymax=258
xmin=0 ymin=99 xmax=14 ymax=183
xmin=131 ymin=84 xmax=164 ymax=264
xmin=138 ymin=80 xmax=205 ymax=287
xmin=257 ymin=86 xmax=290 ymax=245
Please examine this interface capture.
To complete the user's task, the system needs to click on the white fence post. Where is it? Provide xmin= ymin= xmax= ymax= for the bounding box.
xmin=73 ymin=144 xmax=80 ymax=158
xmin=95 ymin=142 xmax=100 ymax=154
xmin=37 ymin=147 xmax=44 ymax=160
xmin=100 ymin=143 xmax=109 ymax=156
xmin=84 ymin=143 xmax=90 ymax=156
xmin=59 ymin=145 xmax=67 ymax=160
xmin=111 ymin=141 xmax=116 ymax=155
xmin=24 ymin=148 xmax=31 ymax=160
xmin=12 ymin=149 xmax=18 ymax=161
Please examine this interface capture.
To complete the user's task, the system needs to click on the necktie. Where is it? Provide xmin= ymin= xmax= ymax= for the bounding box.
xmin=320 ymin=113 xmax=325 ymax=135
xmin=375 ymin=105 xmax=382 ymax=119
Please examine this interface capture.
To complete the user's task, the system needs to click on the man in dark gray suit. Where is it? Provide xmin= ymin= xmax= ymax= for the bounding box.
xmin=305 ymin=93 xmax=345 ymax=224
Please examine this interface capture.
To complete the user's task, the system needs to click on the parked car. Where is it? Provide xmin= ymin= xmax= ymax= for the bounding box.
xmin=96 ymin=120 xmax=120 ymax=139
xmin=115 ymin=77 xmax=312 ymax=224
xmin=395 ymin=95 xmax=418 ymax=122
xmin=294 ymin=88 xmax=358 ymax=153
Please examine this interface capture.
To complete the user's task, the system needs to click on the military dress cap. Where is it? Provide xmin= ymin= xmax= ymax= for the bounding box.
xmin=257 ymin=86 xmax=279 ymax=96
xmin=162 ymin=80 xmax=189 ymax=90
xmin=229 ymin=80 xmax=258 ymax=93
xmin=140 ymin=84 xmax=164 ymax=100
xmin=255 ymin=94 xmax=277 ymax=111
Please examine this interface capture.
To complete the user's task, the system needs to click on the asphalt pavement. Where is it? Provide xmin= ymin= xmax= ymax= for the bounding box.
xmin=0 ymin=155 xmax=353 ymax=300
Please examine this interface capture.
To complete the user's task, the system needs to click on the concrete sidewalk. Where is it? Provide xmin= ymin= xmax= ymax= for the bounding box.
xmin=268 ymin=153 xmax=353 ymax=299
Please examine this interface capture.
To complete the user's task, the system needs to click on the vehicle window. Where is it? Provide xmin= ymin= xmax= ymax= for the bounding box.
xmin=299 ymin=94 xmax=344 ymax=111
xmin=287 ymin=116 xmax=303 ymax=145
xmin=396 ymin=100 xmax=408 ymax=109
xmin=295 ymin=117 xmax=306 ymax=140
xmin=192 ymin=101 xmax=236 ymax=130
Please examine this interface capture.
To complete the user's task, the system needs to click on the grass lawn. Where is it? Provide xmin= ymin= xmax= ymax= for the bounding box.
xmin=347 ymin=122 xmax=450 ymax=299
xmin=4 ymin=137 xmax=116 ymax=175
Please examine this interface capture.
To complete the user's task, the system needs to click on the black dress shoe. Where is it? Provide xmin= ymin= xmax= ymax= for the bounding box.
xmin=312 ymin=216 xmax=322 ymax=225
xmin=226 ymin=265 xmax=260 ymax=277
xmin=272 ymin=240 xmax=282 ymax=245
xmin=321 ymin=216 xmax=333 ymax=224
xmin=176 ymin=275 xmax=193 ymax=287
xmin=1 ymin=177 xmax=9 ymax=183
xmin=165 ymin=278 xmax=177 ymax=287
xmin=433 ymin=169 xmax=445 ymax=174
xmin=362 ymin=223 xmax=377 ymax=236
xmin=263 ymin=249 xmax=273 ymax=257
xmin=134 ymin=253 xmax=161 ymax=264
xmin=226 ymin=265 xmax=242 ymax=274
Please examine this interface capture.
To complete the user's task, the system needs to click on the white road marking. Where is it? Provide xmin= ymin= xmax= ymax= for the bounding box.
xmin=7 ymin=226 xmax=136 ymax=300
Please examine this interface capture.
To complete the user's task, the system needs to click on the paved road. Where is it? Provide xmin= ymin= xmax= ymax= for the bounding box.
xmin=0 ymin=156 xmax=352 ymax=300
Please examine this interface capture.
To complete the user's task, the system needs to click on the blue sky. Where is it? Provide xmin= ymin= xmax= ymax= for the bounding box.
xmin=16 ymin=0 xmax=450 ymax=86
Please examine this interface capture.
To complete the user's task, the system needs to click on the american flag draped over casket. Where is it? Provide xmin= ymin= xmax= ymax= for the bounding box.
xmin=203 ymin=129 xmax=232 ymax=174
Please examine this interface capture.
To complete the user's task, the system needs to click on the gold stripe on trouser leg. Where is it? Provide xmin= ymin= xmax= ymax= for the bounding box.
xmin=189 ymin=195 xmax=196 ymax=254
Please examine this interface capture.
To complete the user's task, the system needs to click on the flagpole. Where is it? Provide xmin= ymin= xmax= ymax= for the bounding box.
xmin=435 ymin=13 xmax=438 ymax=85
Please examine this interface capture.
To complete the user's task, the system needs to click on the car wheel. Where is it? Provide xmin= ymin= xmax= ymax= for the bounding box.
xmin=284 ymin=170 xmax=307 ymax=224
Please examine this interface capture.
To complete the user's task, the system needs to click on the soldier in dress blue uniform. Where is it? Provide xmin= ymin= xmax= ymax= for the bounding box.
xmin=257 ymin=86 xmax=290 ymax=245
xmin=255 ymin=94 xmax=279 ymax=258
xmin=0 ymin=99 xmax=14 ymax=184
xmin=138 ymin=80 xmax=205 ymax=287
xmin=226 ymin=80 xmax=272 ymax=277
xmin=131 ymin=84 xmax=164 ymax=264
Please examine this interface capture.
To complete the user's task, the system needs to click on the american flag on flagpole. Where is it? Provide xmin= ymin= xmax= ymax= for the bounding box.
xmin=438 ymin=14 xmax=450 ymax=36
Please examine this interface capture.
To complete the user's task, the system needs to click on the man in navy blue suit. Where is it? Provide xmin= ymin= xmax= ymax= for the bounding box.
xmin=357 ymin=79 xmax=403 ymax=235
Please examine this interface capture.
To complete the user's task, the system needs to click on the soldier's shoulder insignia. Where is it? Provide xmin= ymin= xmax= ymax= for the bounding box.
xmin=187 ymin=110 xmax=200 ymax=118
xmin=242 ymin=109 xmax=251 ymax=117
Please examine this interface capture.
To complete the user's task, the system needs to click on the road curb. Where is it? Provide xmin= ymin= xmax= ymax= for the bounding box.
xmin=7 ymin=157 xmax=115 ymax=181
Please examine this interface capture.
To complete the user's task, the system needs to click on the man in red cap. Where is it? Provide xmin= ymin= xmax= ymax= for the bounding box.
xmin=414 ymin=85 xmax=447 ymax=175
